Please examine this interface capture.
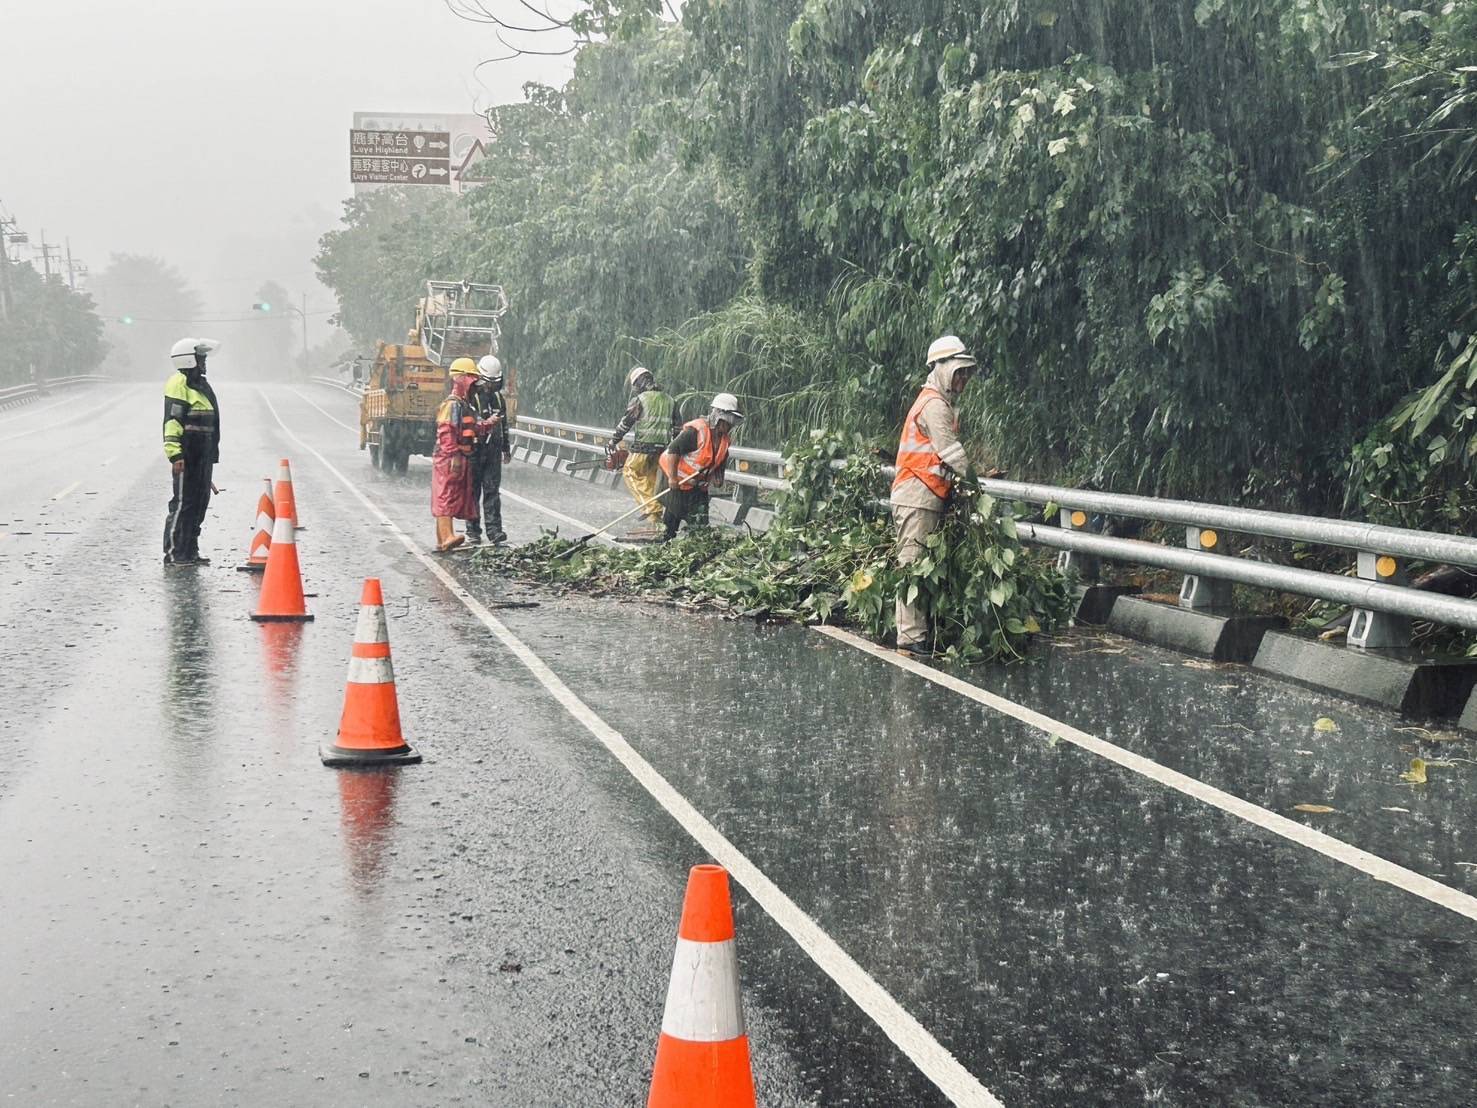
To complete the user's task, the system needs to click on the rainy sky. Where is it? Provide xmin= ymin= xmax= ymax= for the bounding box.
xmin=0 ymin=0 xmax=573 ymax=345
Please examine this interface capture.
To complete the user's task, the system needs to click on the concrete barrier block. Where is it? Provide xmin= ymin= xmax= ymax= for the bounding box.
xmin=1071 ymin=584 xmax=1141 ymax=626
xmin=1255 ymin=631 xmax=1477 ymax=717
xmin=1108 ymin=596 xmax=1284 ymax=662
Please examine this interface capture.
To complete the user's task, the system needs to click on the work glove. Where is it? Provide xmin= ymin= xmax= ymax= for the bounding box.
xmin=171 ymin=459 xmax=184 ymax=475
xmin=476 ymin=419 xmax=496 ymax=437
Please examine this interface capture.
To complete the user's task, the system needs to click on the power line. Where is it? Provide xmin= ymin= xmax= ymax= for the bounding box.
xmin=113 ymin=309 xmax=337 ymax=324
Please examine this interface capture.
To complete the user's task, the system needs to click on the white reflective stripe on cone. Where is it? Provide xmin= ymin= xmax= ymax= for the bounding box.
xmin=346 ymin=656 xmax=395 ymax=684
xmin=277 ymin=462 xmax=292 ymax=482
xmin=353 ymin=603 xmax=389 ymax=645
xmin=269 ymin=515 xmax=295 ymax=543
xmin=249 ymin=542 xmax=270 ymax=559
xmin=659 ymin=937 xmax=745 ymax=1042
xmin=255 ymin=510 xmax=273 ymax=530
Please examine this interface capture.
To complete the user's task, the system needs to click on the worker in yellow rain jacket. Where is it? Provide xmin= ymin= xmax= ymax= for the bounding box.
xmin=889 ymin=335 xmax=978 ymax=656
xmin=162 ymin=337 xmax=221 ymax=566
xmin=607 ymin=366 xmax=679 ymax=526
xmin=658 ymin=392 xmax=741 ymax=541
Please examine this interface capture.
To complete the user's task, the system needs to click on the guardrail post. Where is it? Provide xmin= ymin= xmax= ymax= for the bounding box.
xmin=1347 ymin=553 xmax=1411 ymax=650
xmin=1178 ymin=526 xmax=1234 ymax=610
xmin=733 ymin=483 xmax=759 ymax=527
xmin=1056 ymin=509 xmax=1101 ymax=581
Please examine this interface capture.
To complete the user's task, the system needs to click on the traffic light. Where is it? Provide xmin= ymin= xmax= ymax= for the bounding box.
xmin=118 ymin=315 xmax=134 ymax=325
xmin=252 ymin=301 xmax=272 ymax=312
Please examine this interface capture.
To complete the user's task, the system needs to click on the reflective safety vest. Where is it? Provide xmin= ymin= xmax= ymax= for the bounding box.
xmin=662 ymin=417 xmax=729 ymax=491
xmin=891 ymin=386 xmax=954 ymax=500
xmin=162 ymin=371 xmax=217 ymax=461
xmin=435 ymin=397 xmax=476 ymax=455
xmin=632 ymin=388 xmax=674 ymax=448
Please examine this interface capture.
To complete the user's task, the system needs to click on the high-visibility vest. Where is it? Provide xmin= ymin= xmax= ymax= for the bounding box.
xmin=662 ymin=417 xmax=729 ymax=491
xmin=162 ymin=371 xmax=217 ymax=460
xmin=891 ymin=386 xmax=954 ymax=500
xmin=436 ymin=397 xmax=476 ymax=455
xmin=633 ymin=389 xmax=674 ymax=448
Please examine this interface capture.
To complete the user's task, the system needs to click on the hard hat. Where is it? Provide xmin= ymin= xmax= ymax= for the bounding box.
xmin=627 ymin=366 xmax=653 ymax=390
xmin=709 ymin=391 xmax=744 ymax=425
xmin=170 ymin=337 xmax=220 ymax=371
xmin=449 ymin=357 xmax=479 ymax=377
xmin=476 ymin=354 xmax=503 ymax=382
xmin=926 ymin=334 xmax=977 ymax=369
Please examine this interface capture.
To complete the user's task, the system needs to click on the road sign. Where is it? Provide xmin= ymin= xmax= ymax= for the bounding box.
xmin=349 ymin=129 xmax=452 ymax=185
xmin=351 ymin=113 xmax=488 ymax=194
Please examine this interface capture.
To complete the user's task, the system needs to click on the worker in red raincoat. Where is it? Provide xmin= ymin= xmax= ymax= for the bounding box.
xmin=432 ymin=359 xmax=481 ymax=551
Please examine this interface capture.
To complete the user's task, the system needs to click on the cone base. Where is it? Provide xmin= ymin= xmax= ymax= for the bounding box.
xmin=320 ymin=742 xmax=421 ymax=767
xmin=250 ymin=612 xmax=315 ymax=622
xmin=236 ymin=563 xmax=268 ymax=573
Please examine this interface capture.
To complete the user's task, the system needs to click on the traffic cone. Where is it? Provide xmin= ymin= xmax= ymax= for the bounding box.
xmin=321 ymin=578 xmax=420 ymax=767
xmin=249 ymin=514 xmax=313 ymax=622
xmin=236 ymin=477 xmax=275 ymax=572
xmin=273 ymin=457 xmax=305 ymax=531
xmin=647 ymin=864 xmax=756 ymax=1108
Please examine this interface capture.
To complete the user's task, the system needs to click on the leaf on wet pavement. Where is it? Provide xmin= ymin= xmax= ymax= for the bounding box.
xmin=1400 ymin=757 xmax=1428 ymax=784
xmin=1381 ymin=806 xmax=1411 ymax=813
xmin=1293 ymin=803 xmax=1337 ymax=813
xmin=1313 ymin=717 xmax=1339 ymax=733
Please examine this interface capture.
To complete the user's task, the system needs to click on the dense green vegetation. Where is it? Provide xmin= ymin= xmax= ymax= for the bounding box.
xmin=477 ymin=431 xmax=1072 ymax=659
xmin=0 ymin=258 xmax=105 ymax=384
xmin=316 ymin=0 xmax=1477 ymax=527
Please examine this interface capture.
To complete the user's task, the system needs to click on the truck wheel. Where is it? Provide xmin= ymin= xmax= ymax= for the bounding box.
xmin=393 ymin=449 xmax=410 ymax=475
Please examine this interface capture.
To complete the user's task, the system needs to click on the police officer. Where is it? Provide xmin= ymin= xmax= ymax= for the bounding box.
xmin=162 ymin=337 xmax=222 ymax=566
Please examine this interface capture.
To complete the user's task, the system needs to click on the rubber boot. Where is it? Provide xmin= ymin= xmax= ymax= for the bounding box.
xmin=435 ymin=516 xmax=464 ymax=552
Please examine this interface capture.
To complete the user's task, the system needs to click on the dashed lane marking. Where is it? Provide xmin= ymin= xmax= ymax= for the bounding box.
xmin=285 ymin=387 xmax=615 ymax=542
xmin=262 ymin=390 xmax=1004 ymax=1108
xmin=51 ymin=481 xmax=82 ymax=502
xmin=816 ymin=625 xmax=1477 ymax=925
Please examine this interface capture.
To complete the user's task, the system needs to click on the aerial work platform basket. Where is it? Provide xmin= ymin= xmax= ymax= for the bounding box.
xmin=415 ymin=279 xmax=509 ymax=367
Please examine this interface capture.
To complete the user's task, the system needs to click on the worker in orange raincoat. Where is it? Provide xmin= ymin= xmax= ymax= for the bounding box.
xmin=431 ymin=359 xmax=481 ymax=551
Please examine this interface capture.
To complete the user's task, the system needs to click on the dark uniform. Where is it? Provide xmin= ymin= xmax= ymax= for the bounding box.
xmin=466 ymin=381 xmax=510 ymax=543
xmin=162 ymin=367 xmax=220 ymax=565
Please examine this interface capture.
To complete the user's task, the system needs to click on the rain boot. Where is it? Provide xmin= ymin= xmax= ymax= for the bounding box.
xmin=435 ymin=516 xmax=464 ymax=552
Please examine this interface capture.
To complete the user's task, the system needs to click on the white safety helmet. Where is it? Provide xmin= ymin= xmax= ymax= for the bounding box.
xmin=170 ymin=336 xmax=220 ymax=371
xmin=709 ymin=391 xmax=744 ymax=426
xmin=627 ymin=366 xmax=654 ymax=391
xmin=476 ymin=354 xmax=504 ymax=383
xmin=925 ymin=334 xmax=977 ymax=369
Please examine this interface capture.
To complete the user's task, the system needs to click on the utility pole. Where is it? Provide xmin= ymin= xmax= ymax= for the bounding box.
xmin=35 ymin=231 xmax=60 ymax=283
xmin=64 ymin=239 xmax=86 ymax=290
xmin=300 ymin=291 xmax=308 ymax=359
xmin=0 ymin=215 xmax=18 ymax=324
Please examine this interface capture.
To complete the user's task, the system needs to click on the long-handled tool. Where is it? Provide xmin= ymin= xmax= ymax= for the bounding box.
xmin=566 ymin=447 xmax=626 ymax=474
xmin=553 ymin=487 xmax=673 ymax=560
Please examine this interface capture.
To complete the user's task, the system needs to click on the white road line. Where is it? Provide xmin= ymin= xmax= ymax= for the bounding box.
xmin=285 ymin=386 xmax=611 ymax=539
xmin=816 ymin=625 xmax=1477 ymax=925
xmin=261 ymin=390 xmax=1003 ymax=1108
xmin=51 ymin=480 xmax=82 ymax=502
xmin=0 ymin=393 xmax=91 ymax=428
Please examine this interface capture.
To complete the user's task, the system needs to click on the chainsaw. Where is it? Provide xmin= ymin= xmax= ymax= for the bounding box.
xmin=566 ymin=447 xmax=627 ymax=474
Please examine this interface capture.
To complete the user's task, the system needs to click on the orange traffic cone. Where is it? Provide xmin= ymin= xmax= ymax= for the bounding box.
xmin=321 ymin=578 xmax=420 ymax=767
xmin=273 ymin=457 xmax=304 ymax=531
xmin=236 ymin=477 xmax=275 ymax=573
xmin=249 ymin=514 xmax=313 ymax=622
xmin=647 ymin=865 xmax=756 ymax=1108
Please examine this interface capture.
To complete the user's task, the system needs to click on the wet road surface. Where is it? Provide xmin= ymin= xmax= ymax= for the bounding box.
xmin=2 ymin=382 xmax=1474 ymax=1106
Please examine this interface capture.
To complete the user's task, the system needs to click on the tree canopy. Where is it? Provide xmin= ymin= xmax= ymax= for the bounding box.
xmin=315 ymin=0 xmax=1477 ymax=523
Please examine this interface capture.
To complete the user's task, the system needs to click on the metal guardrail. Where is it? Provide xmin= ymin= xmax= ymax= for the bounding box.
xmin=309 ymin=375 xmax=364 ymax=397
xmin=507 ymin=410 xmax=1477 ymax=644
xmin=0 ymin=375 xmax=110 ymax=411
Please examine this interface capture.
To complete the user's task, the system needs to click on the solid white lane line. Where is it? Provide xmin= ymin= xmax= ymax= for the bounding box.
xmin=0 ymin=393 xmax=90 ymax=428
xmin=0 ymin=394 xmax=124 ymax=445
xmin=816 ymin=625 xmax=1477 ymax=925
xmin=51 ymin=480 xmax=82 ymax=502
xmin=286 ymin=386 xmax=611 ymax=539
xmin=262 ymin=391 xmax=1003 ymax=1108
